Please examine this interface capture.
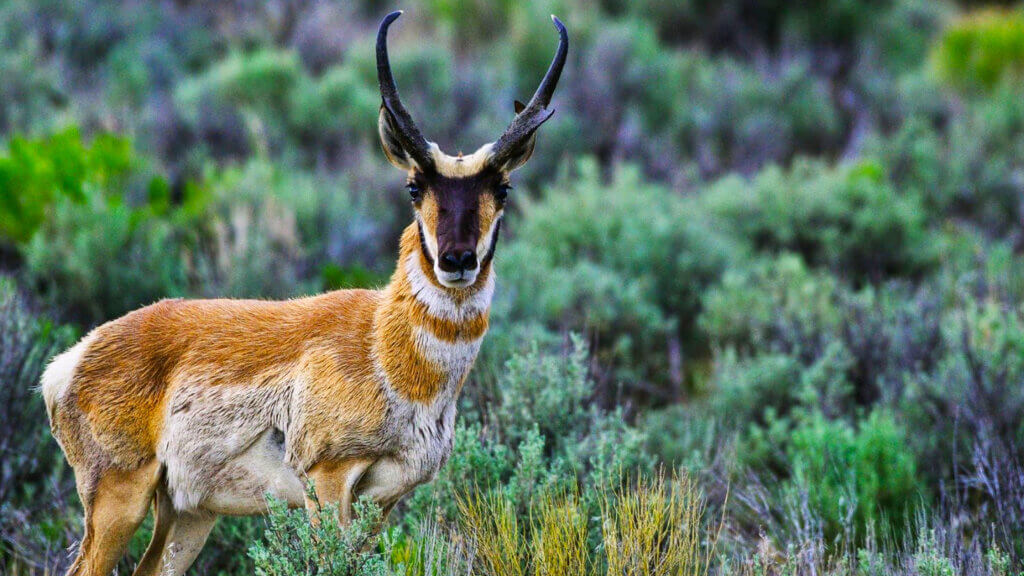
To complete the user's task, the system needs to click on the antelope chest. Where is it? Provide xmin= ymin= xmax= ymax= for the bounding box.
xmin=360 ymin=333 xmax=482 ymax=504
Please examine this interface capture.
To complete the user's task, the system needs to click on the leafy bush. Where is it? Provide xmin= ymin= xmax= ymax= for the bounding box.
xmin=404 ymin=336 xmax=652 ymax=531
xmin=0 ymin=127 xmax=132 ymax=245
xmin=933 ymin=8 xmax=1024 ymax=94
xmin=702 ymin=159 xmax=937 ymax=282
xmin=0 ymin=18 xmax=64 ymax=135
xmin=501 ymin=160 xmax=740 ymax=394
xmin=289 ymin=63 xmax=379 ymax=146
xmin=902 ymin=298 xmax=1024 ymax=482
xmin=24 ymin=189 xmax=194 ymax=322
xmin=701 ymin=254 xmax=842 ymax=353
xmin=641 ymin=51 xmax=841 ymax=177
xmin=873 ymin=89 xmax=1024 ymax=235
xmin=0 ymin=278 xmax=76 ymax=571
xmin=176 ymin=49 xmax=304 ymax=149
xmin=249 ymin=495 xmax=391 ymax=576
xmin=783 ymin=410 xmax=921 ymax=543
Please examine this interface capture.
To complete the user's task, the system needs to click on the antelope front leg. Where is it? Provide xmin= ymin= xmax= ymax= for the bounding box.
xmin=305 ymin=459 xmax=373 ymax=525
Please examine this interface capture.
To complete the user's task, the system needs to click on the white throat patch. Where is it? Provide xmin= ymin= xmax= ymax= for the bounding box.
xmin=405 ymin=252 xmax=494 ymax=322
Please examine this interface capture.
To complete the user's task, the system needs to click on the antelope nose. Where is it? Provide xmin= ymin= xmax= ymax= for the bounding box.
xmin=440 ymin=250 xmax=477 ymax=273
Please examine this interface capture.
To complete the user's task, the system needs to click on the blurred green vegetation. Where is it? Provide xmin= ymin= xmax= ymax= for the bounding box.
xmin=2 ymin=0 xmax=1024 ymax=574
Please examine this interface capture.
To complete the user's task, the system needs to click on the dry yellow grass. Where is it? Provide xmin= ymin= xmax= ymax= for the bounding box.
xmin=530 ymin=489 xmax=589 ymax=576
xmin=457 ymin=471 xmax=719 ymax=576
xmin=602 ymin=473 xmax=714 ymax=576
xmin=457 ymin=489 xmax=527 ymax=576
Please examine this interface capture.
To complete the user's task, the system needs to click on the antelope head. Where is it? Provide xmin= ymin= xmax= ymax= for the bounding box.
xmin=377 ymin=10 xmax=568 ymax=288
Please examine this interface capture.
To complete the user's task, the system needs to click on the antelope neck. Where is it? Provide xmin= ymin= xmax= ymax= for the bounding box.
xmin=372 ymin=224 xmax=494 ymax=403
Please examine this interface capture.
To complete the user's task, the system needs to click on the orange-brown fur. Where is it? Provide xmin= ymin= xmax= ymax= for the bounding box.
xmin=45 ymin=216 xmax=494 ymax=575
xmin=42 ymin=11 xmax=560 ymax=571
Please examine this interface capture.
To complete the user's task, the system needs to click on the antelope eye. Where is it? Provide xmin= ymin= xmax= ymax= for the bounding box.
xmin=406 ymin=183 xmax=422 ymax=201
xmin=496 ymin=184 xmax=512 ymax=203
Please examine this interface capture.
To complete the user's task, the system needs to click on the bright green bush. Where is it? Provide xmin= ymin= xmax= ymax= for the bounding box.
xmin=784 ymin=410 xmax=920 ymax=542
xmin=933 ymin=9 xmax=1024 ymax=93
xmin=0 ymin=127 xmax=132 ymax=244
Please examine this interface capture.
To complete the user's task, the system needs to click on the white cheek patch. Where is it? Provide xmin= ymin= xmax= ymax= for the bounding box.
xmin=415 ymin=213 xmax=439 ymax=263
xmin=476 ymin=211 xmax=503 ymax=258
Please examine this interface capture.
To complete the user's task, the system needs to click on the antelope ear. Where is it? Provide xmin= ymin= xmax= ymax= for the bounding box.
xmin=489 ymin=108 xmax=554 ymax=172
xmin=513 ymin=100 xmax=526 ymax=114
xmin=378 ymin=106 xmax=419 ymax=170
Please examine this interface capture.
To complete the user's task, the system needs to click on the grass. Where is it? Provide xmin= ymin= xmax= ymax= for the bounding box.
xmin=455 ymin=472 xmax=718 ymax=576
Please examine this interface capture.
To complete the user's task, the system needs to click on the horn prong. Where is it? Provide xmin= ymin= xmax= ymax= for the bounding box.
xmin=489 ymin=15 xmax=569 ymax=169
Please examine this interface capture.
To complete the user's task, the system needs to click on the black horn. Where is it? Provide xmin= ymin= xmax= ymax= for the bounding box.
xmin=489 ymin=15 xmax=569 ymax=169
xmin=377 ymin=11 xmax=434 ymax=170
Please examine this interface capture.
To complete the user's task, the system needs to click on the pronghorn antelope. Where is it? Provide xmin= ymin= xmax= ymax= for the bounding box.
xmin=41 ymin=11 xmax=567 ymax=576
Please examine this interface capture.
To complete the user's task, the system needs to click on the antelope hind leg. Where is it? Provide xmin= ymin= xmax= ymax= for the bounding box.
xmin=65 ymin=460 xmax=159 ymax=576
xmin=134 ymin=511 xmax=217 ymax=576
xmin=131 ymin=487 xmax=175 ymax=576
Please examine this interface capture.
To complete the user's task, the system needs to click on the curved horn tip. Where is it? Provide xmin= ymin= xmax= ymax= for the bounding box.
xmin=551 ymin=15 xmax=566 ymax=32
xmin=382 ymin=10 xmax=403 ymax=27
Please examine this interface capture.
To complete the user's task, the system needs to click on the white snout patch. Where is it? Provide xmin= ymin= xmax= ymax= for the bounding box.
xmin=435 ymin=267 xmax=479 ymax=288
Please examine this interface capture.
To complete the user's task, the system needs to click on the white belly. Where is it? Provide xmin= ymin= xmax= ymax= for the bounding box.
xmin=159 ymin=381 xmax=301 ymax=513
xmin=200 ymin=428 xmax=306 ymax=515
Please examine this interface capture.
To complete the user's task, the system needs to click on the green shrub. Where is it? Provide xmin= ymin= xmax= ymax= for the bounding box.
xmin=176 ymin=49 xmax=303 ymax=125
xmin=702 ymin=159 xmax=937 ymax=282
xmin=873 ymin=88 xmax=1024 ymax=235
xmin=902 ymin=298 xmax=1024 ymax=477
xmin=248 ymin=495 xmax=392 ymax=576
xmin=0 ymin=127 xmax=132 ymax=245
xmin=501 ymin=159 xmax=740 ymax=391
xmin=401 ymin=422 xmax=513 ymax=528
xmin=933 ymin=9 xmax=1024 ymax=94
xmin=914 ymin=530 xmax=956 ymax=576
xmin=792 ymin=410 xmax=919 ymax=541
xmin=0 ymin=27 xmax=64 ymax=135
xmin=405 ymin=335 xmax=652 ymax=531
xmin=638 ymin=404 xmax=719 ymax=471
xmin=641 ymin=50 xmax=840 ymax=177
xmin=488 ymin=335 xmax=592 ymax=451
xmin=701 ymin=254 xmax=841 ymax=352
xmin=23 ymin=182 xmax=196 ymax=322
xmin=0 ymin=277 xmax=77 ymax=570
xmin=288 ymin=63 xmax=379 ymax=144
